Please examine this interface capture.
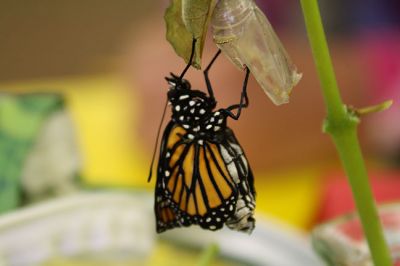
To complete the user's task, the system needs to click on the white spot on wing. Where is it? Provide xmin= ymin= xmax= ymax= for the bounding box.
xmin=200 ymin=109 xmax=206 ymax=114
xmin=230 ymin=143 xmax=243 ymax=155
xmin=227 ymin=163 xmax=240 ymax=183
xmin=179 ymin=95 xmax=189 ymax=100
xmin=242 ymin=182 xmax=248 ymax=191
xmin=189 ymin=100 xmax=195 ymax=106
xmin=241 ymin=155 xmax=249 ymax=173
xmin=237 ymin=199 xmax=245 ymax=208
xmin=219 ymin=145 xmax=232 ymax=164
xmin=175 ymin=105 xmax=181 ymax=111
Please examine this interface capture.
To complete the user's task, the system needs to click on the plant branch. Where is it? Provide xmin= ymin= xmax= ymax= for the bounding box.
xmin=299 ymin=0 xmax=392 ymax=265
xmin=354 ymin=100 xmax=393 ymax=116
xmin=299 ymin=0 xmax=345 ymax=124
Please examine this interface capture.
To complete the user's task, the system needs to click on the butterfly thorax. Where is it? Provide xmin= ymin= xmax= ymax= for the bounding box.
xmin=167 ymin=78 xmax=227 ymax=142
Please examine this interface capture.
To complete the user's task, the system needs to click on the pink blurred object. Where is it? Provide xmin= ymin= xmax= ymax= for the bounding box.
xmin=361 ymin=32 xmax=400 ymax=98
xmin=318 ymin=170 xmax=400 ymax=222
xmin=313 ymin=203 xmax=400 ymax=265
xmin=360 ymin=31 xmax=400 ymax=158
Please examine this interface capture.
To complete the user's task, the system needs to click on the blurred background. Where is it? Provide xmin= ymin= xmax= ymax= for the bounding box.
xmin=0 ymin=0 xmax=399 ymax=265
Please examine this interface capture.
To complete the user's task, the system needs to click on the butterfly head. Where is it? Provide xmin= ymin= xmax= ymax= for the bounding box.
xmin=166 ymin=73 xmax=191 ymax=94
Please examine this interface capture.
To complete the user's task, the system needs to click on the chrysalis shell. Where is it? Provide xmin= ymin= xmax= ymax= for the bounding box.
xmin=211 ymin=0 xmax=302 ymax=105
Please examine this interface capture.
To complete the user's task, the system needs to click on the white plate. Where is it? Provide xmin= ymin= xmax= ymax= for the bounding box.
xmin=0 ymin=192 xmax=323 ymax=266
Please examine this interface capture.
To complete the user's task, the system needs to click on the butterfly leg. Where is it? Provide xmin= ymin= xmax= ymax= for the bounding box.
xmin=179 ymin=38 xmax=197 ymax=79
xmin=222 ymin=67 xmax=250 ymax=120
xmin=204 ymin=49 xmax=222 ymax=100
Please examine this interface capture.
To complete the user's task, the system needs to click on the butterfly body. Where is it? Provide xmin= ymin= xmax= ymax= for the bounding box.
xmin=154 ymin=74 xmax=256 ymax=233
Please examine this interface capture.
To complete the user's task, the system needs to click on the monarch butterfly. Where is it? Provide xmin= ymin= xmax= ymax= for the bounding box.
xmin=148 ymin=39 xmax=256 ymax=234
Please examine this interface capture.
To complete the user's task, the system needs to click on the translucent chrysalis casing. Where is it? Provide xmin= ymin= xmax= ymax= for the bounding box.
xmin=211 ymin=0 xmax=302 ymax=105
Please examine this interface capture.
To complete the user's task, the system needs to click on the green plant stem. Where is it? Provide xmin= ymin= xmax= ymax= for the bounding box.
xmin=299 ymin=0 xmax=345 ymax=124
xmin=196 ymin=243 xmax=220 ymax=266
xmin=299 ymin=0 xmax=392 ymax=265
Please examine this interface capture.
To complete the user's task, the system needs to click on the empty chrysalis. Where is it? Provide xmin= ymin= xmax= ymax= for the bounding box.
xmin=211 ymin=0 xmax=302 ymax=105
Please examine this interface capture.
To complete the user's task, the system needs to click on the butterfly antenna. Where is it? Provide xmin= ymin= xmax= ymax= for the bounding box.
xmin=147 ymin=99 xmax=169 ymax=182
xmin=179 ymin=38 xmax=197 ymax=79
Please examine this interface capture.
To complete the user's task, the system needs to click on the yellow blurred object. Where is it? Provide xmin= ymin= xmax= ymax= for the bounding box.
xmin=147 ymin=241 xmax=239 ymax=266
xmin=43 ymin=259 xmax=142 ymax=266
xmin=42 ymin=241 xmax=237 ymax=266
xmin=256 ymin=167 xmax=323 ymax=229
xmin=0 ymin=75 xmax=323 ymax=229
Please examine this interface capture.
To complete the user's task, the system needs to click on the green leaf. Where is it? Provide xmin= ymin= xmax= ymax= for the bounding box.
xmin=165 ymin=0 xmax=215 ymax=69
